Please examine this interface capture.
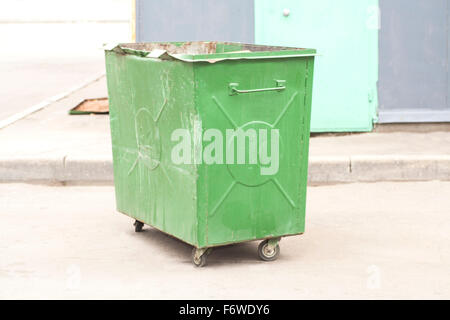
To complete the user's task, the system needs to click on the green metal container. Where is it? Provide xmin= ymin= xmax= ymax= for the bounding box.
xmin=105 ymin=42 xmax=315 ymax=266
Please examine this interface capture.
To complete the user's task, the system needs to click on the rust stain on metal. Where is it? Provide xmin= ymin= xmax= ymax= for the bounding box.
xmin=119 ymin=42 xmax=302 ymax=55
xmin=121 ymin=41 xmax=218 ymax=55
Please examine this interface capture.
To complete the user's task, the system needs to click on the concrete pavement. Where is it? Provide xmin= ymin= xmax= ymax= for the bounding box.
xmin=0 ymin=181 xmax=449 ymax=299
xmin=0 ymin=0 xmax=130 ymax=23
xmin=0 ymin=19 xmax=129 ymax=122
xmin=1 ymin=75 xmax=449 ymax=183
xmin=0 ymin=77 xmax=112 ymax=183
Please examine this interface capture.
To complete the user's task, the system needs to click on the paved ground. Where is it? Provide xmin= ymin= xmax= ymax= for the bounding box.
xmin=0 ymin=181 xmax=449 ymax=299
xmin=0 ymin=22 xmax=129 ymax=122
xmin=0 ymin=78 xmax=111 ymax=158
xmin=0 ymin=0 xmax=130 ymax=23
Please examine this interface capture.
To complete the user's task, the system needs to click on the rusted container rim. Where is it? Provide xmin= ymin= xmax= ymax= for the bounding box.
xmin=106 ymin=41 xmax=317 ymax=64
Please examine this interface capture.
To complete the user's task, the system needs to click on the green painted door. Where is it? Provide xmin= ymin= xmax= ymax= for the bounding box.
xmin=255 ymin=0 xmax=378 ymax=132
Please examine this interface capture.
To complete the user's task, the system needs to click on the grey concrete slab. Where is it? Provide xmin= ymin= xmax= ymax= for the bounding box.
xmin=308 ymin=156 xmax=351 ymax=184
xmin=309 ymin=131 xmax=450 ymax=156
xmin=0 ymin=77 xmax=111 ymax=159
xmin=0 ymin=182 xmax=449 ymax=299
xmin=0 ymin=156 xmax=64 ymax=182
xmin=351 ymin=155 xmax=450 ymax=182
xmin=63 ymin=155 xmax=113 ymax=183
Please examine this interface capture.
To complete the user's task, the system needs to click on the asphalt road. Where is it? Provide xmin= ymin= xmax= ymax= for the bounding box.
xmin=0 ymin=181 xmax=449 ymax=299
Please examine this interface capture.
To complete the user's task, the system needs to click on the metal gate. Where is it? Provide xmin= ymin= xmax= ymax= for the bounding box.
xmin=378 ymin=0 xmax=450 ymax=123
xmin=135 ymin=0 xmax=254 ymax=43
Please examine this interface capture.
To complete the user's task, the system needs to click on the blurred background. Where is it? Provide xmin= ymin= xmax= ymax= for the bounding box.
xmin=1 ymin=0 xmax=449 ymax=131
xmin=0 ymin=0 xmax=131 ymax=121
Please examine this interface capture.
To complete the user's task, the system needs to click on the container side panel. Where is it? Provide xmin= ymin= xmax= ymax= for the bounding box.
xmin=194 ymin=57 xmax=314 ymax=247
xmin=105 ymin=52 xmax=198 ymax=246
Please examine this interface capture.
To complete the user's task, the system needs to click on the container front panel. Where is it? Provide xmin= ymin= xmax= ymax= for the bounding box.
xmin=195 ymin=57 xmax=314 ymax=247
xmin=105 ymin=52 xmax=199 ymax=245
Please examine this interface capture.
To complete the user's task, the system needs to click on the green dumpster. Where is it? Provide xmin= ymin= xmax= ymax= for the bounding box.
xmin=105 ymin=42 xmax=316 ymax=267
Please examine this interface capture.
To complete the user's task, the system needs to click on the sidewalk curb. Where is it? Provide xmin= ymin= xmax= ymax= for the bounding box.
xmin=0 ymin=155 xmax=113 ymax=183
xmin=309 ymin=155 xmax=450 ymax=183
xmin=0 ymin=72 xmax=105 ymax=130
xmin=1 ymin=155 xmax=449 ymax=184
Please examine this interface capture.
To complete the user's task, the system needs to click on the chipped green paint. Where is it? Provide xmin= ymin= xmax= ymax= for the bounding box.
xmin=105 ymin=42 xmax=315 ymax=248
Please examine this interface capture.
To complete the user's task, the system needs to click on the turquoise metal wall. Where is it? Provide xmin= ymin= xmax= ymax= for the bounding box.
xmin=255 ymin=0 xmax=379 ymax=132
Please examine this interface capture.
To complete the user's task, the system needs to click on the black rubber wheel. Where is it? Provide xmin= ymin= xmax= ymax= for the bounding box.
xmin=258 ymin=240 xmax=280 ymax=262
xmin=192 ymin=248 xmax=207 ymax=267
xmin=134 ymin=220 xmax=144 ymax=232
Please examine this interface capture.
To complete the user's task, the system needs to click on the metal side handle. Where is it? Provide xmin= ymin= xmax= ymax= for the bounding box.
xmin=229 ymin=80 xmax=286 ymax=96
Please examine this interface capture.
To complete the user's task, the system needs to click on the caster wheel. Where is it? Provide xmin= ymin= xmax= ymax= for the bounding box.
xmin=133 ymin=220 xmax=144 ymax=232
xmin=192 ymin=248 xmax=208 ymax=267
xmin=258 ymin=239 xmax=280 ymax=262
xmin=205 ymin=248 xmax=213 ymax=256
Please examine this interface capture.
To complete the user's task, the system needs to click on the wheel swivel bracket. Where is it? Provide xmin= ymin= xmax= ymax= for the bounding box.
xmin=267 ymin=237 xmax=281 ymax=251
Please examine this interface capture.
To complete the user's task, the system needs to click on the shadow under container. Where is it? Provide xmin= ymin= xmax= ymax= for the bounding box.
xmin=105 ymin=42 xmax=316 ymax=267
